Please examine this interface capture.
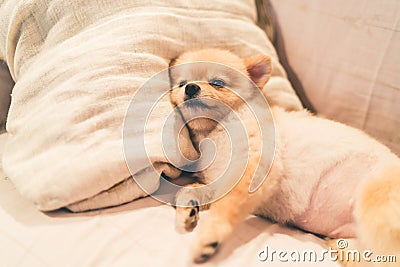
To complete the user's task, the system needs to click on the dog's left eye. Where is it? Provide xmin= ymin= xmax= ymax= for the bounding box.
xmin=210 ymin=79 xmax=226 ymax=88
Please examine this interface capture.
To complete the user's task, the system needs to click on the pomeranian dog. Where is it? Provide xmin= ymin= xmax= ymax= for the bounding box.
xmin=169 ymin=48 xmax=400 ymax=265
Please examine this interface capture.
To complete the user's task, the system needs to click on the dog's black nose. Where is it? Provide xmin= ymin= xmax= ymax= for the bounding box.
xmin=185 ymin=83 xmax=200 ymax=98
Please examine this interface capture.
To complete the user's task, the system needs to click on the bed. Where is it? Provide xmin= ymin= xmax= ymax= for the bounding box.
xmin=1 ymin=0 xmax=399 ymax=266
xmin=0 ymin=132 xmax=340 ymax=266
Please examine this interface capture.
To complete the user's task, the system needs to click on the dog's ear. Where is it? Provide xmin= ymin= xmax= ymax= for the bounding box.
xmin=244 ymin=55 xmax=272 ymax=89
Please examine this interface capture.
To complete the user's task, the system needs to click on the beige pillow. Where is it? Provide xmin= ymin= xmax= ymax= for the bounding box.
xmin=0 ymin=0 xmax=302 ymax=211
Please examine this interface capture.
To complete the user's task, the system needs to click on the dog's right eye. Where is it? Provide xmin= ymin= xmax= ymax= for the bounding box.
xmin=179 ymin=80 xmax=187 ymax=87
xmin=210 ymin=79 xmax=226 ymax=88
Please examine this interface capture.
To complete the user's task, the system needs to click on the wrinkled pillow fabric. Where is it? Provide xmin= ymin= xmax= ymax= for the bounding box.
xmin=0 ymin=0 xmax=302 ymax=211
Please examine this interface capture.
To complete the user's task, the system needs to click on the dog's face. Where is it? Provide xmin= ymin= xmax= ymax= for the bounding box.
xmin=169 ymin=49 xmax=271 ymax=134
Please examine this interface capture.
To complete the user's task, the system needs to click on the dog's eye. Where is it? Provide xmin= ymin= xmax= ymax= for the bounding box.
xmin=210 ymin=79 xmax=225 ymax=88
xmin=178 ymin=80 xmax=187 ymax=87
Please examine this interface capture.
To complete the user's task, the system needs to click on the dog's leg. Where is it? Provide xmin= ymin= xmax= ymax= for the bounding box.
xmin=354 ymin=164 xmax=400 ymax=267
xmin=175 ymin=183 xmax=212 ymax=233
xmin=190 ymin=160 xmax=265 ymax=263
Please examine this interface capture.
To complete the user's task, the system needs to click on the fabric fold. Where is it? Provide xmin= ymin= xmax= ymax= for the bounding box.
xmin=0 ymin=0 xmax=302 ymax=211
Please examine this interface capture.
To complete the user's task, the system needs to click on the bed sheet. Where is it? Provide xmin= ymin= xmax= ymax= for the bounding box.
xmin=0 ymin=133 xmax=341 ymax=267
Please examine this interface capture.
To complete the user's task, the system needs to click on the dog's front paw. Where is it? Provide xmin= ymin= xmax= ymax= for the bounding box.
xmin=175 ymin=200 xmax=200 ymax=233
xmin=191 ymin=219 xmax=230 ymax=263
xmin=192 ymin=239 xmax=219 ymax=263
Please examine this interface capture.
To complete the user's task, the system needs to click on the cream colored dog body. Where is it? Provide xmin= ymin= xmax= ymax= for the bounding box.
xmin=169 ymin=49 xmax=400 ymax=265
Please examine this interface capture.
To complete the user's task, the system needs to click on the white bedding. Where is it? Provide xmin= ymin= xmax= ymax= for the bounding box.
xmin=0 ymin=133 xmax=341 ymax=267
xmin=2 ymin=0 xmax=395 ymax=265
